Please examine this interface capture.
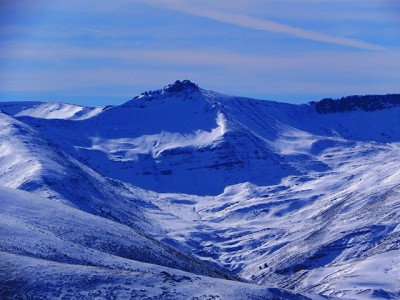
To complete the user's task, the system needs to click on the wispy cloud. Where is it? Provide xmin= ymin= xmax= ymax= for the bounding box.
xmin=142 ymin=0 xmax=386 ymax=51
xmin=2 ymin=43 xmax=398 ymax=73
xmin=1 ymin=44 xmax=399 ymax=93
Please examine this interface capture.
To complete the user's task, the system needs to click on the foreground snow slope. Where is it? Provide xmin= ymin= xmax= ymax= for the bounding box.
xmin=0 ymin=186 xmax=308 ymax=300
xmin=1 ymin=81 xmax=400 ymax=299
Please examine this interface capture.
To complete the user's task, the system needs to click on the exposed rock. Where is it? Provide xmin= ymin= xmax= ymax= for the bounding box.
xmin=314 ymin=94 xmax=400 ymax=114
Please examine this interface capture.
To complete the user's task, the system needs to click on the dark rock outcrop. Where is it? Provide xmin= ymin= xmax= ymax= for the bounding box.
xmin=314 ymin=94 xmax=400 ymax=114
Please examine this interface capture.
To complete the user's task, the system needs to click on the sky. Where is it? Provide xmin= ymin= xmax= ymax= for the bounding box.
xmin=0 ymin=0 xmax=399 ymax=106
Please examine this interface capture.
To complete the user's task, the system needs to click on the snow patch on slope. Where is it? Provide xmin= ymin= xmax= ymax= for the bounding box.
xmin=85 ymin=112 xmax=228 ymax=162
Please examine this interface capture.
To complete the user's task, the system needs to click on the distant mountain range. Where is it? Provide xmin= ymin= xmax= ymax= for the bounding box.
xmin=1 ymin=80 xmax=399 ymax=299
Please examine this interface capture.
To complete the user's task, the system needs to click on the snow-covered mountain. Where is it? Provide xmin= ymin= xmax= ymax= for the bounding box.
xmin=1 ymin=80 xmax=399 ymax=299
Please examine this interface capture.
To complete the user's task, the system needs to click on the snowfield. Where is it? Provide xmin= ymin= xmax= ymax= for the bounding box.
xmin=1 ymin=80 xmax=399 ymax=299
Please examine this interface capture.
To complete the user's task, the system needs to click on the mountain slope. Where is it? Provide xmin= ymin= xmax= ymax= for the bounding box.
xmin=0 ymin=111 xmax=146 ymax=222
xmin=0 ymin=186 xmax=309 ymax=300
xmin=0 ymin=112 xmax=236 ymax=279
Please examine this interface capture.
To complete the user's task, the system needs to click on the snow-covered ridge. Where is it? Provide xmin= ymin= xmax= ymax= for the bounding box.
xmin=0 ymin=101 xmax=103 ymax=120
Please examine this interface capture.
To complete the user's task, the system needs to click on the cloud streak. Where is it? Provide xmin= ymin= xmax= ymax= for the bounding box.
xmin=2 ymin=43 xmax=399 ymax=78
xmin=144 ymin=0 xmax=385 ymax=51
xmin=2 ymin=44 xmax=399 ymax=93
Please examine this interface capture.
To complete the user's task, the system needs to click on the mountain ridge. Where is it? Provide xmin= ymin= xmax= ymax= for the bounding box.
xmin=314 ymin=93 xmax=400 ymax=114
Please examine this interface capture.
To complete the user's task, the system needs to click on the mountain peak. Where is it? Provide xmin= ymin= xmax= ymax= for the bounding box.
xmin=132 ymin=80 xmax=202 ymax=101
xmin=163 ymin=80 xmax=200 ymax=93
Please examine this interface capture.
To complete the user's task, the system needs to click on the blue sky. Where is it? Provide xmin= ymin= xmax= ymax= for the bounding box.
xmin=1 ymin=0 xmax=399 ymax=105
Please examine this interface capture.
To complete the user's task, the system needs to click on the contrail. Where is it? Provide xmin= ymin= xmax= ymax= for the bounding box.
xmin=145 ymin=0 xmax=385 ymax=51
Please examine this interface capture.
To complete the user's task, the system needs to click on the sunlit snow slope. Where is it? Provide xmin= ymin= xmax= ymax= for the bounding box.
xmin=1 ymin=80 xmax=400 ymax=299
